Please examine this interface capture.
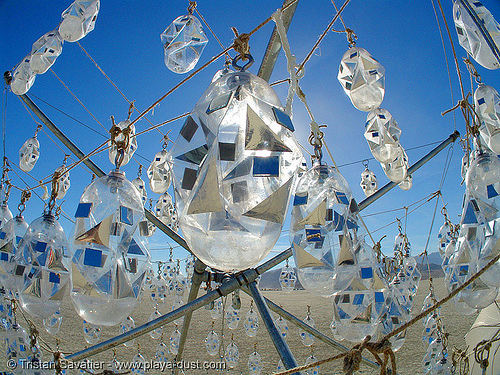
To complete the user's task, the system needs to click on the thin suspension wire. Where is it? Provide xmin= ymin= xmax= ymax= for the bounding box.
xmin=193 ymin=7 xmax=232 ymax=61
xmin=2 ymin=87 xmax=7 ymax=163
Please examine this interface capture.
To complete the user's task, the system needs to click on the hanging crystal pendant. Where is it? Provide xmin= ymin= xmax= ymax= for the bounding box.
xmin=244 ymin=306 xmax=259 ymax=337
xmin=54 ymin=165 xmax=71 ymax=199
xmin=205 ymin=328 xmax=220 ymax=356
xmin=364 ymin=108 xmax=401 ymax=164
xmin=330 ymin=319 xmax=344 ymax=342
xmin=437 ymin=222 xmax=453 ymax=257
xmin=381 ymin=146 xmax=408 ymax=183
xmin=453 ymin=0 xmax=500 ymax=70
xmin=224 ymin=340 xmax=239 ymax=369
xmin=475 ymin=84 xmax=500 ymax=153
xmin=148 ymin=150 xmax=173 ymax=194
xmin=160 ymin=14 xmax=209 ymax=74
xmin=225 ymin=304 xmax=240 ymax=330
xmin=68 ymin=169 xmax=151 ymax=326
xmin=377 ymin=282 xmax=410 ymax=351
xmin=155 ymin=192 xmax=179 ymax=232
xmin=171 ymin=66 xmax=302 ymax=272
xmin=279 ymin=263 xmax=297 ymax=293
xmin=422 ymin=313 xmax=439 ymax=349
xmin=43 ymin=309 xmax=63 ymax=335
xmin=151 ymin=276 xmax=167 ymax=305
xmin=360 ymin=168 xmax=378 ymax=197
xmin=131 ymin=352 xmax=146 ymax=375
xmin=83 ymin=320 xmax=101 ymax=344
xmin=19 ymin=136 xmax=40 ymax=172
xmin=422 ymin=337 xmax=446 ymax=373
xmin=6 ymin=323 xmax=31 ymax=373
xmin=299 ymin=313 xmax=315 ymax=347
xmin=10 ymin=55 xmax=36 ymax=96
xmin=169 ymin=326 xmax=181 ymax=355
xmin=108 ymin=120 xmax=138 ymax=167
xmin=30 ymin=30 xmax=63 ymax=74
xmin=59 ymin=0 xmax=100 ymax=42
xmin=337 ymin=47 xmax=385 ymax=111
xmin=248 ymin=351 xmax=263 ymax=375
xmin=171 ymin=294 xmax=184 ymax=325
xmin=305 ymin=354 xmax=320 ymax=375
xmin=131 ymin=176 xmax=147 ymax=206
xmin=119 ymin=316 xmax=136 ymax=347
xmin=275 ymin=314 xmax=289 ymax=339
xmin=210 ymin=298 xmax=223 ymax=320
xmin=149 ymin=308 xmax=163 ymax=339
xmin=155 ymin=340 xmax=169 ymax=364
xmin=277 ymin=359 xmax=285 ymax=373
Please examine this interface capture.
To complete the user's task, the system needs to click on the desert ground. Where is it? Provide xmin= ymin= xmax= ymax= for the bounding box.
xmin=0 ymin=277 xmax=480 ymax=374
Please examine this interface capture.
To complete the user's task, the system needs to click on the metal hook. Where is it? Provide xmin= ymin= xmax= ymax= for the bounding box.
xmin=232 ymin=54 xmax=254 ymax=71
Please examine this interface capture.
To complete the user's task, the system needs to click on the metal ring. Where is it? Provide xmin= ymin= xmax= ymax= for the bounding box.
xmin=232 ymin=54 xmax=254 ymax=71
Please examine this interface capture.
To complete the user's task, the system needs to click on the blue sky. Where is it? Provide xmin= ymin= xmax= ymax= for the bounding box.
xmin=1 ymin=0 xmax=500 ymax=269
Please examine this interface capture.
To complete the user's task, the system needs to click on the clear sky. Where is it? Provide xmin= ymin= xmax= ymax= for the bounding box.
xmin=1 ymin=0 xmax=500 ymax=268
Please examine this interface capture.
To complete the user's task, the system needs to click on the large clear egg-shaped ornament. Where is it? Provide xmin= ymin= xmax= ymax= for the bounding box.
xmin=360 ymin=167 xmax=378 ymax=197
xmin=364 ymin=108 xmax=401 ymax=164
xmin=19 ymin=136 xmax=40 ymax=173
xmin=290 ymin=163 xmax=357 ymax=296
xmin=337 ymin=47 xmax=385 ymax=111
xmin=0 ymin=215 xmax=29 ymax=292
xmin=475 ymin=84 xmax=500 ymax=153
xmin=16 ymin=213 xmax=69 ymax=320
xmin=30 ymin=30 xmax=63 ymax=74
xmin=68 ymin=170 xmax=151 ymax=326
xmin=382 ymin=146 xmax=409 ymax=183
xmin=10 ymin=56 xmax=36 ymax=96
xmin=453 ymin=0 xmax=500 ymax=70
xmin=108 ymin=119 xmax=138 ymax=167
xmin=59 ymin=0 xmax=100 ymax=42
xmin=171 ymin=63 xmax=302 ymax=272
xmin=147 ymin=150 xmax=173 ymax=194
xmin=160 ymin=14 xmax=208 ymax=74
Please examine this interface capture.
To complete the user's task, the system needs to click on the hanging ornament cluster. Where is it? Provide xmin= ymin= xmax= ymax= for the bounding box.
xmin=108 ymin=112 xmax=138 ymax=168
xmin=171 ymin=56 xmax=302 ymax=272
xmin=453 ymin=0 xmax=500 ymax=70
xmin=9 ymin=0 xmax=99 ymax=95
xmin=474 ymin=83 xmax=500 ymax=154
xmin=68 ymin=168 xmax=151 ymax=326
xmin=160 ymin=5 xmax=209 ymax=74
xmin=337 ymin=38 xmax=411 ymax=189
xmin=359 ymin=161 xmax=378 ymax=197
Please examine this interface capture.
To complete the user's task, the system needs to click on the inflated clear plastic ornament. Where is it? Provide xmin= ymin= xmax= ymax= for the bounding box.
xmin=205 ymin=328 xmax=220 ymax=356
xmin=382 ymin=146 xmax=409 ymax=183
xmin=0 ymin=215 xmax=29 ymax=292
xmin=224 ymin=340 xmax=239 ymax=368
xmin=305 ymin=354 xmax=320 ymax=375
xmin=337 ymin=47 xmax=385 ymax=111
xmin=30 ymin=30 xmax=63 ymax=74
xmin=169 ymin=326 xmax=181 ymax=354
xmin=42 ymin=309 xmax=62 ymax=335
xmin=225 ymin=304 xmax=240 ymax=330
xmin=149 ymin=307 xmax=162 ymax=339
xmin=10 ymin=55 xmax=36 ymax=96
xmin=171 ymin=65 xmax=302 ymax=272
xmin=244 ymin=305 xmax=259 ymax=337
xmin=5 ymin=323 xmax=31 ymax=374
xmin=248 ymin=351 xmax=263 ymax=375
xmin=360 ymin=167 xmax=378 ymax=197
xmin=475 ymin=84 xmax=500 ymax=154
xmin=68 ymin=170 xmax=151 ymax=326
xmin=300 ymin=312 xmax=315 ymax=347
xmin=147 ymin=150 xmax=173 ymax=194
xmin=0 ymin=206 xmax=14 ymax=291
xmin=209 ymin=298 xmax=223 ymax=320
xmin=160 ymin=14 xmax=208 ymax=74
xmin=155 ymin=340 xmax=169 ymax=364
xmin=398 ymin=174 xmax=412 ymax=191
xmin=54 ymin=165 xmax=70 ymax=199
xmin=437 ymin=221 xmax=453 ymax=257
xmin=171 ymin=294 xmax=184 ymax=325
xmin=422 ymin=312 xmax=439 ymax=349
xmin=83 ymin=320 xmax=101 ymax=344
xmin=131 ymin=176 xmax=147 ymax=206
xmin=16 ymin=213 xmax=69 ymax=319
xmin=279 ymin=263 xmax=297 ymax=293
xmin=131 ymin=352 xmax=146 ymax=375
xmin=453 ymin=0 xmax=500 ymax=70
xmin=422 ymin=337 xmax=447 ymax=374
xmin=150 ymin=276 xmax=167 ymax=305
xmin=155 ymin=192 xmax=179 ymax=232
xmin=59 ymin=0 xmax=100 ymax=42
xmin=290 ymin=163 xmax=357 ymax=296
xmin=119 ymin=316 xmax=136 ymax=347
xmin=19 ymin=136 xmax=40 ymax=173
xmin=108 ymin=120 xmax=138 ymax=167
xmin=275 ymin=314 xmax=289 ymax=339
xmin=364 ymin=108 xmax=401 ymax=164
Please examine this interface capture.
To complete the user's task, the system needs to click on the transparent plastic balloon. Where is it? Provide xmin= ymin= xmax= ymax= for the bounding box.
xmin=360 ymin=168 xmax=378 ymax=197
xmin=54 ymin=165 xmax=71 ymax=199
xmin=149 ymin=308 xmax=163 ymax=339
xmin=155 ymin=340 xmax=169 ymax=364
xmin=11 ymin=55 xmax=36 ymax=96
xmin=248 ymin=351 xmax=263 ymax=375
xmin=475 ymin=84 xmax=500 ymax=153
xmin=0 ymin=205 xmax=14 ymax=291
xmin=108 ymin=120 xmax=138 ymax=167
xmin=225 ymin=304 xmax=240 ymax=330
xmin=160 ymin=14 xmax=208 ymax=74
xmin=453 ymin=0 xmax=500 ymax=69
xmin=305 ymin=355 xmax=320 ymax=375
xmin=337 ymin=47 xmax=385 ymax=111
xmin=365 ymin=108 xmax=401 ymax=163
xmin=382 ymin=146 xmax=408 ymax=183
xmin=59 ymin=0 xmax=100 ymax=42
xmin=155 ymin=192 xmax=179 ymax=232
xmin=210 ymin=298 xmax=223 ymax=320
xmin=41 ymin=309 xmax=62 ymax=335
xmin=147 ymin=150 xmax=173 ymax=194
xmin=0 ymin=215 xmax=29 ymax=292
xmin=119 ymin=316 xmax=136 ymax=347
xmin=19 ymin=136 xmax=40 ymax=172
xmin=224 ymin=341 xmax=239 ymax=368
xmin=378 ymin=284 xmax=411 ymax=351
xmin=83 ymin=320 xmax=101 ymax=344
xmin=69 ymin=170 xmax=151 ymax=326
xmin=291 ymin=164 xmax=357 ymax=296
xmin=6 ymin=323 xmax=31 ymax=374
xmin=422 ymin=337 xmax=445 ymax=373
xmin=275 ymin=315 xmax=289 ymax=339
xmin=30 ymin=30 xmax=63 ymax=74
xmin=422 ymin=313 xmax=439 ymax=349
xmin=16 ymin=213 xmax=69 ymax=319
xmin=466 ymin=151 xmax=500 ymax=217
xmin=171 ymin=69 xmax=302 ymax=272
xmin=437 ymin=222 xmax=453 ymax=256
xmin=131 ymin=176 xmax=147 ymax=207
xmin=131 ymin=352 xmax=146 ymax=375
xmin=279 ymin=264 xmax=297 ymax=293
xmin=205 ymin=329 xmax=220 ymax=356
xmin=169 ymin=326 xmax=181 ymax=355
xmin=299 ymin=314 xmax=315 ymax=346
xmin=398 ymin=174 xmax=412 ymax=191
xmin=244 ymin=307 xmax=259 ymax=337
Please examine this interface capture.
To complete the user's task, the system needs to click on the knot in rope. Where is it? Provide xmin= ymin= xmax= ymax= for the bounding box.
xmin=109 ymin=116 xmax=132 ymax=151
xmin=343 ymin=335 xmax=371 ymax=375
xmin=474 ymin=339 xmax=492 ymax=370
xmin=187 ymin=0 xmax=197 ymax=14
xmin=345 ymin=28 xmax=357 ymax=47
xmin=231 ymin=27 xmax=251 ymax=58
xmin=53 ymin=351 xmax=63 ymax=375
xmin=365 ymin=339 xmax=397 ymax=375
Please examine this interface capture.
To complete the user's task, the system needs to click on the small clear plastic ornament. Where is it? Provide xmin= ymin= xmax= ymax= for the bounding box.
xmin=5 ymin=323 xmax=31 ymax=373
xmin=225 ymin=304 xmax=240 ymax=330
xmin=108 ymin=120 xmax=138 ymax=167
xmin=169 ymin=325 xmax=181 ymax=354
xmin=299 ymin=311 xmax=315 ymax=347
xmin=10 ymin=55 xmax=36 ymax=96
xmin=422 ymin=313 xmax=439 ymax=349
xmin=209 ymin=298 xmax=223 ymax=320
xmin=16 ymin=213 xmax=69 ymax=319
xmin=43 ymin=309 xmax=63 ymax=335
xmin=398 ymin=174 xmax=412 ymax=191
xmin=131 ymin=177 xmax=147 ymax=206
xmin=248 ymin=351 xmax=263 ymax=375
xmin=54 ymin=165 xmax=70 ymax=199
xmin=244 ymin=304 xmax=259 ymax=337
xmin=171 ymin=294 xmax=184 ymax=325
xmin=171 ymin=64 xmax=302 ymax=272
xmin=131 ymin=352 xmax=146 ymax=375
xmin=378 ymin=283 xmax=411 ymax=351
xmin=155 ymin=192 xmax=179 ymax=232
xmin=59 ymin=0 xmax=100 ymax=42
xmin=290 ymin=163 xmax=357 ymax=296
xmin=275 ymin=314 xmax=289 ymax=339
xmin=147 ymin=150 xmax=173 ymax=194
xmin=69 ymin=170 xmax=151 ymax=326
xmin=205 ymin=327 xmax=220 ymax=356
xmin=360 ymin=167 xmax=378 ymax=197
xmin=422 ymin=337 xmax=445 ymax=373
xmin=475 ymin=84 xmax=500 ymax=153
xmin=337 ymin=47 xmax=385 ymax=111
xmin=382 ymin=146 xmax=408 ymax=183
xmin=279 ymin=261 xmax=297 ymax=293
xmin=305 ymin=354 xmax=320 ymax=375
xmin=461 ymin=152 xmax=471 ymax=180
xmin=0 ymin=215 xmax=29 ymax=292
xmin=364 ymin=108 xmax=401 ymax=163
xmin=119 ymin=316 xmax=136 ymax=347
xmin=224 ymin=340 xmax=239 ymax=368
xmin=19 ymin=136 xmax=40 ymax=173
xmin=83 ymin=320 xmax=101 ymax=344
xmin=155 ymin=340 xmax=169 ymax=364
xmin=30 ymin=30 xmax=63 ymax=74
xmin=149 ymin=308 xmax=163 ymax=339
xmin=437 ymin=221 xmax=453 ymax=256
xmin=453 ymin=0 xmax=500 ymax=69
xmin=160 ymin=14 xmax=208 ymax=74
